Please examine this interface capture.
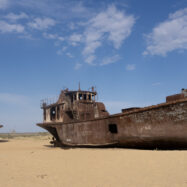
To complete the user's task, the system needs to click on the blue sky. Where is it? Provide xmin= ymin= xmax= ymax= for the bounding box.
xmin=0 ymin=0 xmax=187 ymax=132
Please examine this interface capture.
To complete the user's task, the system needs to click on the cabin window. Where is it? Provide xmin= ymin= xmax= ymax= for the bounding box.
xmin=50 ymin=107 xmax=56 ymax=120
xmin=108 ymin=124 xmax=118 ymax=133
xmin=79 ymin=94 xmax=83 ymax=100
xmin=88 ymin=94 xmax=91 ymax=100
xmin=83 ymin=94 xmax=87 ymax=100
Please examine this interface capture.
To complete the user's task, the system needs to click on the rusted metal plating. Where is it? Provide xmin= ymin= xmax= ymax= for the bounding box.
xmin=37 ymin=88 xmax=187 ymax=149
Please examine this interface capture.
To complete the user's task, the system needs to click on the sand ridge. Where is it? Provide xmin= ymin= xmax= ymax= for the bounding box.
xmin=0 ymin=135 xmax=187 ymax=187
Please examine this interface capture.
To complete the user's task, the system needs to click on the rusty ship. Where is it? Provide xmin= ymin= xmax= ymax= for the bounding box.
xmin=0 ymin=125 xmax=3 ymax=128
xmin=37 ymin=88 xmax=187 ymax=149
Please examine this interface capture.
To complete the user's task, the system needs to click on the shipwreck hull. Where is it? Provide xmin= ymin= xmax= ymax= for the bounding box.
xmin=37 ymin=99 xmax=187 ymax=149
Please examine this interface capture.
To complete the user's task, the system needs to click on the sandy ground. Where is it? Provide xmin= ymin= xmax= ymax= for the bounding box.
xmin=0 ymin=135 xmax=187 ymax=187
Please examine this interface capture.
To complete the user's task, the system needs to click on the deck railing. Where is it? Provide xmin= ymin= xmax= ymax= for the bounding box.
xmin=40 ymin=96 xmax=58 ymax=108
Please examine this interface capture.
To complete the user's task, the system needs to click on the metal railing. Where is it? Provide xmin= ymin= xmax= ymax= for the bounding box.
xmin=40 ymin=96 xmax=59 ymax=108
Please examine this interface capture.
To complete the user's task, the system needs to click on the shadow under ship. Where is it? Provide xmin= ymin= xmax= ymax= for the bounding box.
xmin=37 ymin=88 xmax=187 ymax=149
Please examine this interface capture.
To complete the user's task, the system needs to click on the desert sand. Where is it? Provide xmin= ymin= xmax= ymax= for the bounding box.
xmin=0 ymin=134 xmax=187 ymax=187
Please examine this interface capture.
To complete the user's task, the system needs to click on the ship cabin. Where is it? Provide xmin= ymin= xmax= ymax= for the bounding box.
xmin=41 ymin=88 xmax=109 ymax=123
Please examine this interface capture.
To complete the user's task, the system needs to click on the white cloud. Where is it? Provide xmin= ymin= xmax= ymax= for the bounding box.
xmin=58 ymin=36 xmax=64 ymax=41
xmin=0 ymin=20 xmax=24 ymax=33
xmin=126 ymin=64 xmax=135 ymax=71
xmin=62 ymin=46 xmax=67 ymax=51
xmin=74 ymin=63 xmax=82 ymax=70
xmin=17 ymin=0 xmax=92 ymax=20
xmin=28 ymin=17 xmax=56 ymax=30
xmin=43 ymin=32 xmax=64 ymax=41
xmin=144 ymin=8 xmax=187 ymax=56
xmin=69 ymin=22 xmax=76 ymax=30
xmin=83 ymin=5 xmax=135 ymax=64
xmin=56 ymin=46 xmax=67 ymax=55
xmin=0 ymin=3 xmax=135 ymax=68
xmin=100 ymin=55 xmax=120 ymax=66
xmin=83 ymin=39 xmax=101 ymax=55
xmin=66 ymin=52 xmax=73 ymax=58
xmin=0 ymin=0 xmax=9 ymax=9
xmin=85 ymin=55 xmax=96 ymax=65
xmin=69 ymin=33 xmax=82 ymax=46
xmin=43 ymin=32 xmax=57 ymax=39
xmin=4 ymin=12 xmax=28 ymax=21
xmin=90 ymin=5 xmax=135 ymax=48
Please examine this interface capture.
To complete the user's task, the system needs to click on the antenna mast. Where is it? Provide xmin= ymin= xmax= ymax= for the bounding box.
xmin=78 ymin=82 xmax=81 ymax=91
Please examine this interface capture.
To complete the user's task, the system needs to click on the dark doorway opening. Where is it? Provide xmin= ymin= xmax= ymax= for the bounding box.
xmin=108 ymin=124 xmax=118 ymax=133
xmin=57 ymin=106 xmax=60 ymax=120
xmin=44 ymin=109 xmax=46 ymax=121
xmin=66 ymin=111 xmax=74 ymax=119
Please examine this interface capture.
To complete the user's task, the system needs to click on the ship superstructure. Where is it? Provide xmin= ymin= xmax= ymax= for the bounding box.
xmin=41 ymin=87 xmax=109 ymax=123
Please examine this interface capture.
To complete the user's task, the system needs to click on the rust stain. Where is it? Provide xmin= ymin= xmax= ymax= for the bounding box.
xmin=37 ymin=88 xmax=187 ymax=149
